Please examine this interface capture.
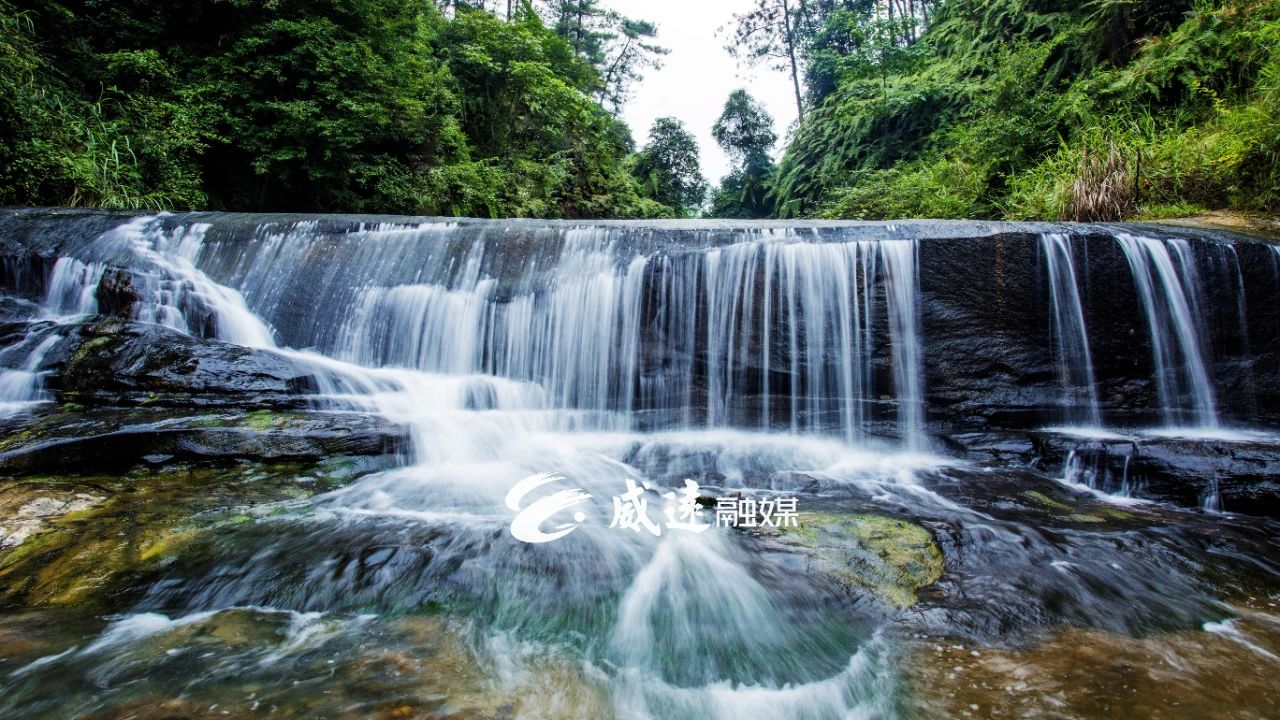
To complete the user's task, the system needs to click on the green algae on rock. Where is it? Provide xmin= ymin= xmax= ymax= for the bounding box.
xmin=0 ymin=407 xmax=408 ymax=475
xmin=778 ymin=512 xmax=944 ymax=609
xmin=0 ymin=461 xmax=377 ymax=611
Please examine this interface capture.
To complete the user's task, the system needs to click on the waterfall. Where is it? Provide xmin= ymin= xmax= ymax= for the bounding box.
xmin=0 ymin=257 xmax=103 ymax=415
xmin=696 ymin=238 xmax=916 ymax=443
xmin=6 ymin=210 xmax=1280 ymax=719
xmin=1114 ymin=233 xmax=1219 ymax=428
xmin=0 ymin=332 xmax=62 ymax=415
xmin=98 ymin=216 xmax=277 ymax=348
xmin=86 ymin=218 xmax=928 ymax=447
xmin=1041 ymin=234 xmax=1102 ymax=426
xmin=880 ymin=240 xmax=925 ymax=448
xmin=43 ymin=257 xmax=105 ymax=319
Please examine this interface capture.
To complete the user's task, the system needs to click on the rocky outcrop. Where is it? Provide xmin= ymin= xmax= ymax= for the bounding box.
xmin=1030 ymin=430 xmax=1280 ymax=517
xmin=938 ymin=427 xmax=1280 ymax=517
xmin=0 ymin=319 xmax=408 ymax=477
xmin=0 ymin=407 xmax=408 ymax=475
xmin=44 ymin=319 xmax=318 ymax=408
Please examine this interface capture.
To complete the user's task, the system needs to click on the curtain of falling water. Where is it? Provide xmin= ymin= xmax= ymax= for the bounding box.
xmin=1040 ymin=234 xmax=1102 ymax=426
xmin=158 ymin=219 xmax=930 ymax=446
xmin=1115 ymin=233 xmax=1220 ymax=428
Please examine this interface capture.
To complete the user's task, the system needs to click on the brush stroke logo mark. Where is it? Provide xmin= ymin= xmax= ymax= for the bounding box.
xmin=505 ymin=472 xmax=592 ymax=544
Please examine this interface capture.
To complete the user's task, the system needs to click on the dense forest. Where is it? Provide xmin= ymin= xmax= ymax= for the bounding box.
xmin=0 ymin=0 xmax=688 ymax=217
xmin=1 ymin=0 xmax=1277 ymax=220
xmin=762 ymin=0 xmax=1280 ymax=220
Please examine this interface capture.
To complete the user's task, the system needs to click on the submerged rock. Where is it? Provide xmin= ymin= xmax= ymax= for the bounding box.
xmin=0 ymin=483 xmax=104 ymax=550
xmin=776 ymin=511 xmax=943 ymax=608
xmin=0 ymin=608 xmax=614 ymax=720
xmin=904 ymin=599 xmax=1280 ymax=720
xmin=0 ymin=461 xmax=386 ymax=610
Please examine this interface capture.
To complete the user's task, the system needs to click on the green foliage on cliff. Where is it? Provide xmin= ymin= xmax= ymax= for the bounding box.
xmin=0 ymin=0 xmax=673 ymax=218
xmin=774 ymin=0 xmax=1280 ymax=220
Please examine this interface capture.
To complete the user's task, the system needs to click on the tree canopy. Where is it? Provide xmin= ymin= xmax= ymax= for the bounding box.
xmin=769 ymin=0 xmax=1280 ymax=220
xmin=633 ymin=117 xmax=707 ymax=217
xmin=710 ymin=90 xmax=778 ymax=219
xmin=4 ymin=0 xmax=1276 ymax=221
xmin=0 ymin=0 xmax=676 ymax=218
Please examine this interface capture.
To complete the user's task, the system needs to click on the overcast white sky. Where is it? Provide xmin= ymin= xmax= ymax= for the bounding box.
xmin=604 ymin=0 xmax=799 ymax=184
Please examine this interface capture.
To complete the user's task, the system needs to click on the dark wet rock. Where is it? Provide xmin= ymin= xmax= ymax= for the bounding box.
xmin=918 ymin=465 xmax=1148 ymax=528
xmin=1030 ymin=431 xmax=1280 ymax=518
xmin=903 ymin=465 xmax=1280 ymax=641
xmin=0 ymin=407 xmax=408 ymax=475
xmin=936 ymin=431 xmax=1037 ymax=464
xmin=917 ymin=230 xmax=1280 ymax=432
xmin=93 ymin=269 xmax=141 ymax=319
xmin=0 ymin=296 xmax=42 ymax=333
xmin=43 ymin=319 xmax=318 ymax=408
xmin=918 ymin=232 xmax=1153 ymax=431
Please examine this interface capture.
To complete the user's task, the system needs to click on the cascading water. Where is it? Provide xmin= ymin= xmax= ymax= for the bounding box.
xmin=0 ymin=332 xmax=62 ymax=415
xmin=96 ymin=216 xmax=277 ymax=348
xmin=1040 ymin=234 xmax=1102 ymax=425
xmin=43 ymin=257 xmax=105 ymax=319
xmin=130 ymin=219 xmax=928 ymax=445
xmin=0 ymin=257 xmax=103 ymax=415
xmin=1115 ymin=233 xmax=1220 ymax=428
xmin=0 ymin=214 xmax=942 ymax=718
xmin=4 ymin=212 xmax=1280 ymax=720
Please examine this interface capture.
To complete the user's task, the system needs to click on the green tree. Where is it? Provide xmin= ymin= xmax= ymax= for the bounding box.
xmin=633 ymin=117 xmax=706 ymax=216
xmin=713 ymin=89 xmax=779 ymax=160
xmin=542 ymin=0 xmax=612 ymax=65
xmin=538 ymin=1 xmax=666 ymax=113
xmin=726 ymin=0 xmax=808 ymax=120
xmin=0 ymin=0 xmax=668 ymax=218
xmin=598 ymin=18 xmax=668 ymax=112
xmin=773 ymin=0 xmax=1280 ymax=220
xmin=710 ymin=89 xmax=778 ymax=218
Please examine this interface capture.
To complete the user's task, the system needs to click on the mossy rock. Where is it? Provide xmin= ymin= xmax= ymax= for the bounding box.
xmin=0 ymin=461 xmax=368 ymax=611
xmin=1055 ymin=513 xmax=1106 ymax=523
xmin=1023 ymin=489 xmax=1139 ymax=525
xmin=1023 ymin=489 xmax=1073 ymax=512
xmin=0 ymin=406 xmax=407 ymax=475
xmin=779 ymin=511 xmax=943 ymax=608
